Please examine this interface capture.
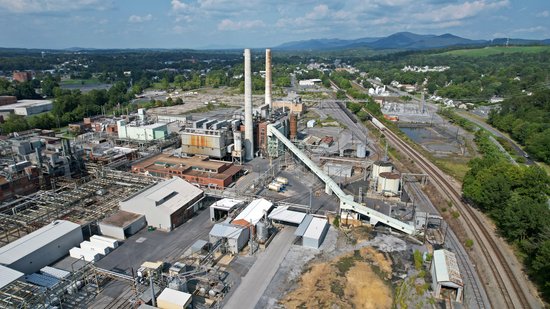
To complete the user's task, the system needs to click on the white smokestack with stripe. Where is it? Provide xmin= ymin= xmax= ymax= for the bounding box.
xmin=244 ymin=48 xmax=254 ymax=161
xmin=265 ymin=49 xmax=272 ymax=110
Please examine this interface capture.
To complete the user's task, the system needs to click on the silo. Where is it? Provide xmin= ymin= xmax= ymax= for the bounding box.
xmin=377 ymin=172 xmax=400 ymax=196
xmin=289 ymin=113 xmax=298 ymax=140
xmin=233 ymin=131 xmax=242 ymax=152
xmin=256 ymin=221 xmax=269 ymax=243
xmin=371 ymin=161 xmax=393 ymax=180
xmin=357 ymin=143 xmax=367 ymax=158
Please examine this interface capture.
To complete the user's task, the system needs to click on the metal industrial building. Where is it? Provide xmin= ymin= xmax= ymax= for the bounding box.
xmin=268 ymin=206 xmax=306 ymax=225
xmin=210 ymin=198 xmax=244 ymax=222
xmin=0 ymin=265 xmax=23 ymax=290
xmin=431 ymin=249 xmax=464 ymax=302
xmin=0 ymin=220 xmax=83 ymax=274
xmin=232 ymin=198 xmax=273 ymax=227
xmin=98 ymin=210 xmax=146 ymax=240
xmin=294 ymin=215 xmax=329 ymax=249
xmin=180 ymin=127 xmax=233 ymax=159
xmin=209 ymin=223 xmax=250 ymax=254
xmin=119 ymin=177 xmax=205 ymax=231
xmin=0 ymin=99 xmax=53 ymax=117
xmin=117 ymin=120 xmax=168 ymax=141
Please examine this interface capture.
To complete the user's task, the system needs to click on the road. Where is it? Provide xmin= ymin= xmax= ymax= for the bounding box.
xmin=223 ymin=227 xmax=295 ymax=309
xmin=456 ymin=110 xmax=534 ymax=164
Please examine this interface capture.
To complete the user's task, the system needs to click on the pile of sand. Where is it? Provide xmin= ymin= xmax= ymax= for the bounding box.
xmin=281 ymin=251 xmax=392 ymax=309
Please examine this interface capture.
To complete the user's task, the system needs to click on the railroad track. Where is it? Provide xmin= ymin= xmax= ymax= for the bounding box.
xmin=381 ymin=125 xmax=533 ymax=308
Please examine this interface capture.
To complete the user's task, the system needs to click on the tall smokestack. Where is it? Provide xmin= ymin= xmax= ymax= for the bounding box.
xmin=244 ymin=48 xmax=254 ymax=161
xmin=265 ymin=49 xmax=272 ymax=110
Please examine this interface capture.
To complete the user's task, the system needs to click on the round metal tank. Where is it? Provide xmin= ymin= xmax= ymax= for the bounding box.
xmin=372 ymin=161 xmax=393 ymax=179
xmin=275 ymin=176 xmax=288 ymax=185
xmin=376 ymin=172 xmax=400 ymax=196
xmin=268 ymin=183 xmax=282 ymax=192
xmin=233 ymin=131 xmax=242 ymax=151
xmin=256 ymin=221 xmax=269 ymax=243
xmin=357 ymin=143 xmax=366 ymax=158
xmin=289 ymin=113 xmax=298 ymax=140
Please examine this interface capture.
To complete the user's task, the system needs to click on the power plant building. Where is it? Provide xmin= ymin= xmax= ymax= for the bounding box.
xmin=131 ymin=153 xmax=241 ymax=188
xmin=0 ymin=99 xmax=53 ymax=117
xmin=119 ymin=177 xmax=205 ymax=231
xmin=180 ymin=127 xmax=233 ymax=159
xmin=0 ymin=220 xmax=83 ymax=274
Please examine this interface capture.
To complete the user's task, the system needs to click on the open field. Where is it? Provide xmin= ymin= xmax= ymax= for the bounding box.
xmin=60 ymin=78 xmax=102 ymax=85
xmin=439 ymin=46 xmax=550 ymax=57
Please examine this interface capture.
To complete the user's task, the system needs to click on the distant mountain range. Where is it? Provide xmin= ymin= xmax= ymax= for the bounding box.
xmin=275 ymin=32 xmax=550 ymax=51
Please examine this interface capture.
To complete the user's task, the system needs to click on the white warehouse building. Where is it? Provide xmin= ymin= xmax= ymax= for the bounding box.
xmin=431 ymin=249 xmax=463 ymax=302
xmin=120 ymin=177 xmax=204 ymax=232
xmin=0 ymin=220 xmax=83 ymax=274
xmin=117 ymin=120 xmax=168 ymax=141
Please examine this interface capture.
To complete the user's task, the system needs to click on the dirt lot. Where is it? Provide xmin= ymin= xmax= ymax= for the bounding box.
xmin=281 ymin=248 xmax=392 ymax=309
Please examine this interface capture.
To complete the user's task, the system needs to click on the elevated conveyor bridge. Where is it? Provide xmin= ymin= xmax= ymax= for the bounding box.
xmin=267 ymin=124 xmax=415 ymax=235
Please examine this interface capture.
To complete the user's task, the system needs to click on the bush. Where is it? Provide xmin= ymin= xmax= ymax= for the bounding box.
xmin=465 ymin=239 xmax=474 ymax=249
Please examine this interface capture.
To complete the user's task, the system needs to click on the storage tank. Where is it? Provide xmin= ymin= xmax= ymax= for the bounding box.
xmin=376 ymin=172 xmax=400 ymax=196
xmin=256 ymin=221 xmax=269 ymax=243
xmin=268 ymin=183 xmax=282 ymax=192
xmin=275 ymin=176 xmax=289 ymax=185
xmin=289 ymin=113 xmax=298 ymax=140
xmin=233 ymin=131 xmax=243 ymax=152
xmin=372 ymin=161 xmax=393 ymax=180
xmin=357 ymin=143 xmax=367 ymax=158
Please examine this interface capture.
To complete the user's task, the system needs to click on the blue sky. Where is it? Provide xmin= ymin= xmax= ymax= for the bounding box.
xmin=0 ymin=0 xmax=548 ymax=49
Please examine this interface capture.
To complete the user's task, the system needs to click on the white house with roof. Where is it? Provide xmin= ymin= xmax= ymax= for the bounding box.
xmin=119 ymin=177 xmax=204 ymax=231
xmin=431 ymin=249 xmax=463 ymax=302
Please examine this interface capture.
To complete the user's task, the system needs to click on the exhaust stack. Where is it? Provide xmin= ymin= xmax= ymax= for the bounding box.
xmin=244 ymin=48 xmax=254 ymax=161
xmin=265 ymin=49 xmax=272 ymax=110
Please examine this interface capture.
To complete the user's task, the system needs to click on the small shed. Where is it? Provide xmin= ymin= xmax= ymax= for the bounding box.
xmin=295 ymin=215 xmax=329 ymax=249
xmin=209 ymin=198 xmax=243 ymax=222
xmin=209 ymin=223 xmax=249 ymax=254
xmin=306 ymin=120 xmax=316 ymax=128
xmin=99 ymin=210 xmax=146 ymax=240
xmin=268 ymin=207 xmax=306 ymax=226
xmin=157 ymin=287 xmax=193 ymax=309
xmin=431 ymin=249 xmax=463 ymax=302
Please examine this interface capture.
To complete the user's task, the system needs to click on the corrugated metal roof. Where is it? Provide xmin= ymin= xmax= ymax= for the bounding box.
xmin=303 ymin=217 xmax=328 ymax=239
xmin=234 ymin=198 xmax=273 ymax=226
xmin=123 ymin=177 xmax=203 ymax=215
xmin=190 ymin=239 xmax=208 ymax=253
xmin=433 ymin=249 xmax=463 ymax=286
xmin=157 ymin=288 xmax=192 ymax=307
xmin=24 ymin=273 xmax=60 ymax=289
xmin=0 ymin=265 xmax=23 ymax=289
xmin=295 ymin=215 xmax=313 ymax=237
xmin=209 ymin=223 xmax=246 ymax=239
xmin=211 ymin=198 xmax=243 ymax=211
xmin=268 ymin=206 xmax=306 ymax=225
xmin=0 ymin=220 xmax=81 ymax=265
xmin=40 ymin=266 xmax=70 ymax=279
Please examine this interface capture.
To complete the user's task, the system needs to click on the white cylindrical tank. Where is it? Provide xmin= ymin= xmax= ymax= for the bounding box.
xmin=268 ymin=183 xmax=282 ymax=192
xmin=372 ymin=161 xmax=393 ymax=180
xmin=377 ymin=172 xmax=400 ymax=196
xmin=275 ymin=176 xmax=288 ymax=185
xmin=357 ymin=144 xmax=366 ymax=158
xmin=234 ymin=131 xmax=242 ymax=152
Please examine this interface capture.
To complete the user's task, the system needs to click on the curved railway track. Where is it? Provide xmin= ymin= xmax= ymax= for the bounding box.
xmin=381 ymin=123 xmax=533 ymax=308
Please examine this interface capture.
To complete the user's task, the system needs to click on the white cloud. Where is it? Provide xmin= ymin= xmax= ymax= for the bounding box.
xmin=0 ymin=0 xmax=109 ymax=13
xmin=414 ymin=0 xmax=510 ymax=23
xmin=512 ymin=26 xmax=547 ymax=34
xmin=217 ymin=19 xmax=265 ymax=31
xmin=537 ymin=10 xmax=549 ymax=18
xmin=171 ymin=0 xmax=190 ymax=12
xmin=129 ymin=14 xmax=153 ymax=23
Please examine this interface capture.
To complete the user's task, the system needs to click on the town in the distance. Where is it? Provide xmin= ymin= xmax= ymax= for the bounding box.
xmin=0 ymin=3 xmax=549 ymax=309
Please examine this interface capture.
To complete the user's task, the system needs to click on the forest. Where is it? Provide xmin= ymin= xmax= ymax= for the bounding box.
xmin=462 ymin=130 xmax=550 ymax=300
xmin=488 ymin=89 xmax=550 ymax=163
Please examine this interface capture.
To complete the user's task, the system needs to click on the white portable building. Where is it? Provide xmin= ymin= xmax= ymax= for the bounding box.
xmin=431 ymin=249 xmax=463 ymax=302
xmin=294 ymin=215 xmax=329 ymax=249
xmin=90 ymin=235 xmax=119 ymax=249
xmin=157 ymin=287 xmax=193 ymax=309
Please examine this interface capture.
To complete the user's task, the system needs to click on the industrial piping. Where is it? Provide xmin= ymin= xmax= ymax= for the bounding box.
xmin=265 ymin=49 xmax=272 ymax=110
xmin=244 ymin=48 xmax=254 ymax=161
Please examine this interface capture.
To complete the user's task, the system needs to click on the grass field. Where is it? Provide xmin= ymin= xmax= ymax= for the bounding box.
xmin=439 ymin=46 xmax=550 ymax=57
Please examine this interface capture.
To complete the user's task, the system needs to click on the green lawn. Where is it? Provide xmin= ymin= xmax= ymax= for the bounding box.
xmin=438 ymin=46 xmax=550 ymax=57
